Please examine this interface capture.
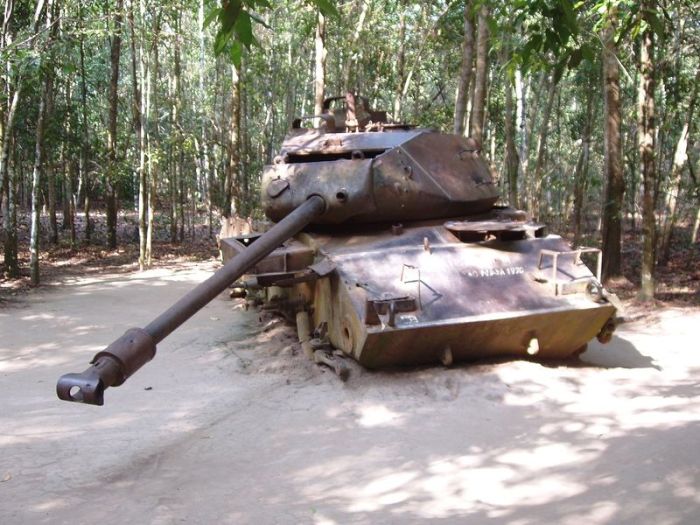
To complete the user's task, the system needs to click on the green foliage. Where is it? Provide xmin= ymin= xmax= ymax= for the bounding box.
xmin=2 ymin=0 xmax=699 ymax=263
xmin=208 ymin=0 xmax=338 ymax=66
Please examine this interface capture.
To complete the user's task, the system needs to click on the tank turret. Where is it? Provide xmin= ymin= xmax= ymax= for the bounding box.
xmin=262 ymin=93 xmax=498 ymax=224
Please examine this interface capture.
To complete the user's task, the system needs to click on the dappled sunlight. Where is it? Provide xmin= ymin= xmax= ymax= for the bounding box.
xmin=348 ymin=469 xmax=418 ymax=512
xmin=268 ymin=321 xmax=700 ymax=523
xmin=355 ymin=404 xmax=404 ymax=428
xmin=2 ymin=254 xmax=698 ymax=524
xmin=498 ymin=443 xmax=601 ymax=470
xmin=32 ymin=499 xmax=71 ymax=512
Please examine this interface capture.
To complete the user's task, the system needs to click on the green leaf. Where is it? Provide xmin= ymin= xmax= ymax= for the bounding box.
xmin=220 ymin=0 xmax=243 ymax=34
xmin=229 ymin=40 xmax=243 ymax=68
xmin=234 ymin=11 xmax=254 ymax=47
xmin=309 ymin=0 xmax=339 ymax=18
xmin=214 ymin=28 xmax=233 ymax=55
xmin=561 ymin=0 xmax=579 ymax=35
xmin=645 ymin=10 xmax=664 ymax=37
xmin=580 ymin=43 xmax=595 ymax=62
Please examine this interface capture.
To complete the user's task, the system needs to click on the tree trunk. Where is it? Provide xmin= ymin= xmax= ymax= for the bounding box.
xmin=573 ymin=89 xmax=595 ymax=246
xmin=29 ymin=0 xmax=56 ymax=285
xmin=1 ymin=0 xmax=21 ymax=276
xmin=169 ymin=15 xmax=182 ymax=242
xmin=638 ymin=2 xmax=657 ymax=301
xmin=468 ymin=4 xmax=488 ymax=145
xmin=341 ymin=0 xmax=370 ymax=92
xmin=393 ymin=1 xmax=406 ymax=121
xmin=515 ymin=69 xmax=529 ymax=209
xmin=146 ymin=11 xmax=160 ymax=266
xmin=2 ymin=137 xmax=20 ymax=279
xmin=224 ymin=64 xmax=241 ymax=218
xmin=198 ymin=0 xmax=212 ymax=238
xmin=1 ymin=88 xmax=21 ymax=277
xmin=30 ymin=73 xmax=51 ymax=285
xmin=531 ymin=76 xmax=557 ymax=220
xmin=659 ymin=67 xmax=699 ymax=265
xmin=106 ymin=0 xmax=124 ymax=250
xmin=313 ymin=11 xmax=326 ymax=124
xmin=692 ymin=204 xmax=700 ymax=245
xmin=128 ymin=0 xmax=147 ymax=269
xmin=601 ymin=9 xmax=625 ymax=281
xmin=78 ymin=1 xmax=91 ymax=242
xmin=503 ymin=50 xmax=518 ymax=208
xmin=47 ymin=81 xmax=58 ymax=244
xmin=453 ymin=1 xmax=474 ymax=135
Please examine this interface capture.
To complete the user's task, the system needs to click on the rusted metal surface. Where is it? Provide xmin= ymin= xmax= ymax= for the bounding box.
xmin=305 ymin=221 xmax=615 ymax=367
xmin=229 ymin=93 xmax=618 ymax=370
xmin=262 ymin=131 xmax=499 ymax=224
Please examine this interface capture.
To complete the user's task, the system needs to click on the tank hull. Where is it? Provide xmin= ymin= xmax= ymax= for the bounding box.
xmin=221 ymin=215 xmax=616 ymax=368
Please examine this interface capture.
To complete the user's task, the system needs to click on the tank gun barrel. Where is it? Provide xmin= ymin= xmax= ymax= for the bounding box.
xmin=56 ymin=196 xmax=326 ymax=406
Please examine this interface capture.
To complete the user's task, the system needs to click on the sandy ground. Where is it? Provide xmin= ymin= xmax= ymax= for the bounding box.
xmin=1 ymin=262 xmax=699 ymax=525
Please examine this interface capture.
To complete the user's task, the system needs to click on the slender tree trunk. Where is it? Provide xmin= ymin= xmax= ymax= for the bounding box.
xmin=29 ymin=0 xmax=55 ymax=285
xmin=692 ymin=204 xmax=700 ymax=245
xmin=453 ymin=1 xmax=474 ymax=135
xmin=601 ymin=9 xmax=624 ymax=281
xmin=531 ymin=76 xmax=557 ymax=220
xmin=638 ymin=3 xmax=657 ymax=301
xmin=515 ymin=69 xmax=529 ymax=209
xmin=503 ymin=50 xmax=518 ymax=208
xmin=341 ymin=0 xmax=370 ymax=92
xmin=128 ymin=0 xmax=146 ymax=269
xmin=197 ymin=0 xmax=212 ymax=237
xmin=30 ymin=73 xmax=51 ymax=285
xmin=169 ymin=16 xmax=182 ymax=242
xmin=573 ymin=89 xmax=595 ymax=246
xmin=1 ymin=88 xmax=21 ymax=277
xmin=2 ymin=137 xmax=20 ymax=279
xmin=659 ymin=67 xmax=699 ymax=264
xmin=393 ymin=1 xmax=406 ymax=122
xmin=146 ymin=14 xmax=160 ymax=266
xmin=1 ymin=0 xmax=21 ymax=276
xmin=78 ymin=1 xmax=91 ymax=242
xmin=47 ymin=82 xmax=58 ymax=244
xmin=61 ymin=143 xmax=70 ymax=231
xmin=313 ymin=11 xmax=326 ymax=124
xmin=224 ymin=64 xmax=241 ymax=218
xmin=468 ymin=4 xmax=488 ymax=145
xmin=106 ymin=0 xmax=124 ymax=250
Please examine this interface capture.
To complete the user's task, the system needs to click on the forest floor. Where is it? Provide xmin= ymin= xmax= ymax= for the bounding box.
xmin=0 ymin=214 xmax=699 ymax=524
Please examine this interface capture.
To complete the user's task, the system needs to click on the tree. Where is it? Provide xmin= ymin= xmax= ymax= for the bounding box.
xmin=637 ymin=0 xmax=658 ymax=301
xmin=453 ymin=1 xmax=474 ymax=135
xmin=468 ymin=4 xmax=488 ymax=145
xmin=601 ymin=5 xmax=624 ymax=281
xmin=313 ymin=10 xmax=326 ymax=123
xmin=106 ymin=0 xmax=124 ymax=250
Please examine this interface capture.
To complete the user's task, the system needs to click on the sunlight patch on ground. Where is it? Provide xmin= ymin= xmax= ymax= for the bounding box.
xmin=498 ymin=443 xmax=600 ymax=469
xmin=348 ymin=470 xmax=419 ymax=512
xmin=355 ymin=405 xmax=404 ymax=428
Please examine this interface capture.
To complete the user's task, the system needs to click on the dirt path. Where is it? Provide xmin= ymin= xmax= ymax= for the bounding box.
xmin=1 ymin=262 xmax=699 ymax=524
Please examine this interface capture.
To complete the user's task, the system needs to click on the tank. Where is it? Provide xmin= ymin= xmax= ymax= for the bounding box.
xmin=57 ymin=93 xmax=619 ymax=405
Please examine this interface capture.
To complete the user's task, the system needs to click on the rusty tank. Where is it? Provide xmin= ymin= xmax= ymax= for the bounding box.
xmin=57 ymin=93 xmax=619 ymax=405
